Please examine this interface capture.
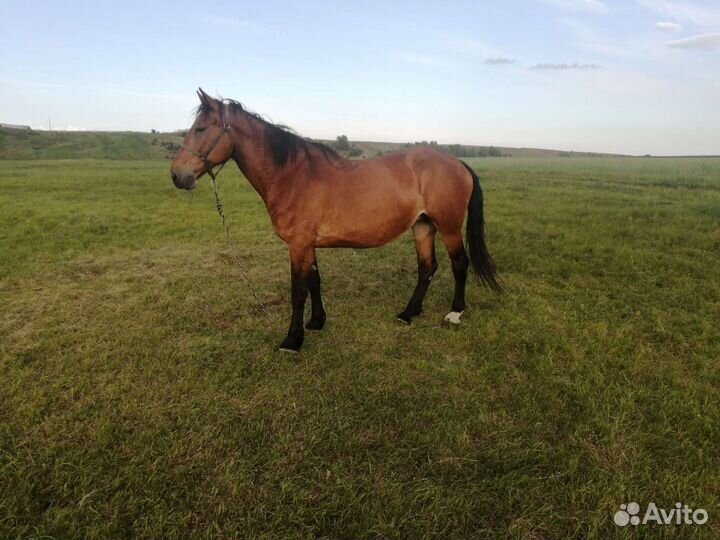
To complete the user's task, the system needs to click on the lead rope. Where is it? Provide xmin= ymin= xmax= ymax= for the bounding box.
xmin=206 ymin=163 xmax=269 ymax=316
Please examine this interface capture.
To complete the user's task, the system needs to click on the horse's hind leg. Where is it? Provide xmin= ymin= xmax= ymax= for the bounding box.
xmin=397 ymin=217 xmax=438 ymax=325
xmin=305 ymin=258 xmax=327 ymax=331
xmin=440 ymin=231 xmax=469 ymax=325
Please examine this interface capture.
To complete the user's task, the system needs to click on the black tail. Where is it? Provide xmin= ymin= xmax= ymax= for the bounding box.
xmin=461 ymin=161 xmax=503 ymax=292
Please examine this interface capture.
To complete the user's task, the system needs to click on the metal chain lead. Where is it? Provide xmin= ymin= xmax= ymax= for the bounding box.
xmin=207 ymin=164 xmax=269 ymax=316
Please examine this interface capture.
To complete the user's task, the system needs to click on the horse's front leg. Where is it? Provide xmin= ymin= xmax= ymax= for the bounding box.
xmin=279 ymin=244 xmax=315 ymax=353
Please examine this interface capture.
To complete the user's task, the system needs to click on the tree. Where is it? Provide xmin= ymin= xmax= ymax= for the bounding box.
xmin=334 ymin=135 xmax=350 ymax=152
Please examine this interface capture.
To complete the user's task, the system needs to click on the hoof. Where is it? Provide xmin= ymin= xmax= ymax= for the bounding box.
xmin=305 ymin=314 xmax=326 ymax=331
xmin=279 ymin=335 xmax=303 ymax=353
xmin=443 ymin=311 xmax=464 ymax=326
xmin=396 ymin=312 xmax=412 ymax=325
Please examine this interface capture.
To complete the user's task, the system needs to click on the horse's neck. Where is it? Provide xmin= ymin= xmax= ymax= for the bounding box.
xmin=227 ymin=111 xmax=276 ymax=200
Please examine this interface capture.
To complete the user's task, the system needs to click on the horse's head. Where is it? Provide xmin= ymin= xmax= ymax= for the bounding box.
xmin=170 ymin=88 xmax=234 ymax=190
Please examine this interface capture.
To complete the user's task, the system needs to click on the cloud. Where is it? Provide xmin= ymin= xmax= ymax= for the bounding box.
xmin=538 ymin=0 xmax=606 ymax=12
xmin=0 ymin=79 xmax=192 ymax=101
xmin=560 ymin=17 xmax=636 ymax=57
xmin=531 ymin=62 xmax=601 ymax=70
xmin=484 ymin=58 xmax=516 ymax=65
xmin=655 ymin=21 xmax=683 ymax=32
xmin=667 ymin=32 xmax=720 ymax=50
xmin=635 ymin=1 xmax=720 ymax=26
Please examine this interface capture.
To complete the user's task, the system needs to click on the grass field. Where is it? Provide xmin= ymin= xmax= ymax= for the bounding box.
xmin=1 ymin=156 xmax=719 ymax=539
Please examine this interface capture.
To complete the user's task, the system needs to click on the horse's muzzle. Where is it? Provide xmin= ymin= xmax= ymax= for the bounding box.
xmin=171 ymin=171 xmax=197 ymax=190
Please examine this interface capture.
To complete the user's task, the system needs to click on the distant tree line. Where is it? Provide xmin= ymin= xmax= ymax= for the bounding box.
xmin=331 ymin=136 xmax=508 ymax=159
xmin=405 ymin=140 xmax=506 ymax=157
xmin=151 ymin=138 xmax=181 ymax=158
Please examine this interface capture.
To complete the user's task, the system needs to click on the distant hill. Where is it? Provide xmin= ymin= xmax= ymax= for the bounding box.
xmin=0 ymin=127 xmax=625 ymax=161
xmin=0 ymin=127 xmax=184 ymax=160
xmin=327 ymin=140 xmax=626 ymax=159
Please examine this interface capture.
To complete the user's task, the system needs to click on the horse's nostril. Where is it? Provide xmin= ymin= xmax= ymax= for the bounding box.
xmin=171 ymin=172 xmax=178 ymax=184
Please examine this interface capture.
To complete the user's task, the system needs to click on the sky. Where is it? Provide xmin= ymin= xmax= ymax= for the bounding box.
xmin=1 ymin=0 xmax=719 ymax=155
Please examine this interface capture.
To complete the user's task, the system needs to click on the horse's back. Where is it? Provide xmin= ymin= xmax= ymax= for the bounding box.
xmin=329 ymin=147 xmax=473 ymax=238
xmin=284 ymin=147 xmax=473 ymax=247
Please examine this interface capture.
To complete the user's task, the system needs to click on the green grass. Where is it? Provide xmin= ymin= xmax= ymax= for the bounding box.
xmin=1 ymin=157 xmax=719 ymax=539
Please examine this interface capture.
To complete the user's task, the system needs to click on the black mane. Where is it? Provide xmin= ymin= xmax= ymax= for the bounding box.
xmin=197 ymin=99 xmax=341 ymax=169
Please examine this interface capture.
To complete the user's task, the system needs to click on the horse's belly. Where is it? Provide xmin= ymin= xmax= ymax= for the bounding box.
xmin=314 ymin=203 xmax=419 ymax=248
xmin=307 ymin=163 xmax=423 ymax=248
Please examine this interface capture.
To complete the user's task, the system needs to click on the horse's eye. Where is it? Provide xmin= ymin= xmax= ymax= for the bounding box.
xmin=196 ymin=127 xmax=207 ymax=133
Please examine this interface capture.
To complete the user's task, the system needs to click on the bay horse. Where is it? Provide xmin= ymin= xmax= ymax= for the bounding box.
xmin=171 ymin=89 xmax=501 ymax=353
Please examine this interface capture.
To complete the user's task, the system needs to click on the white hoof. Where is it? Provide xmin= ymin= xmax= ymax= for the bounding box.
xmin=279 ymin=348 xmax=299 ymax=354
xmin=444 ymin=311 xmax=464 ymax=325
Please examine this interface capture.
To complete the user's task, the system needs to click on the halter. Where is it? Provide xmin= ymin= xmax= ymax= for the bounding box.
xmin=181 ymin=103 xmax=233 ymax=181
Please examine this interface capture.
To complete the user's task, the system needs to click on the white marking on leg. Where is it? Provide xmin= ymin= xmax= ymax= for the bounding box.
xmin=279 ymin=348 xmax=299 ymax=354
xmin=444 ymin=311 xmax=464 ymax=325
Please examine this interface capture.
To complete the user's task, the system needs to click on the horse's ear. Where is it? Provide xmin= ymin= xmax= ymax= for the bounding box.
xmin=197 ymin=87 xmax=210 ymax=106
xmin=197 ymin=87 xmax=218 ymax=110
